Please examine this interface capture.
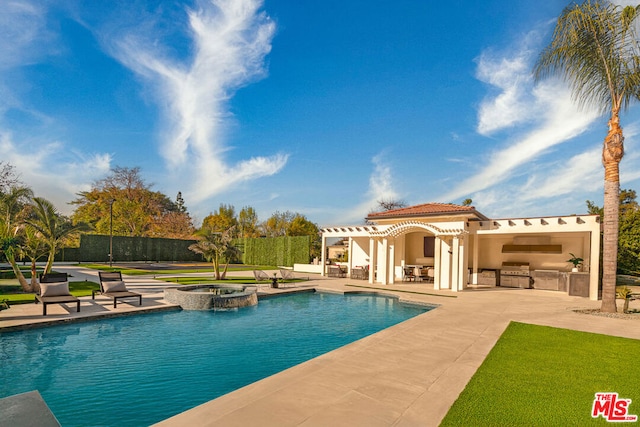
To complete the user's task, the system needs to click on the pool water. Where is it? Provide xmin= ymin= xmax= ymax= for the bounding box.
xmin=0 ymin=291 xmax=433 ymax=426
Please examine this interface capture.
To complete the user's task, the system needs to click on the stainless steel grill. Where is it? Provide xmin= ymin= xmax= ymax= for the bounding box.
xmin=500 ymin=262 xmax=532 ymax=288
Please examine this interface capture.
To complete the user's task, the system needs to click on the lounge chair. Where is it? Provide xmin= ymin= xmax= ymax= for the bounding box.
xmin=95 ymin=271 xmax=142 ymax=308
xmin=253 ymin=269 xmax=272 ymax=281
xmin=253 ymin=270 xmax=272 ymax=289
xmin=279 ymin=269 xmax=295 ymax=281
xmin=35 ymin=273 xmax=80 ymax=316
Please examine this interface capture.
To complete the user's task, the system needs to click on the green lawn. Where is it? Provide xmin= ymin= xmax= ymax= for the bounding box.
xmin=440 ymin=322 xmax=640 ymax=426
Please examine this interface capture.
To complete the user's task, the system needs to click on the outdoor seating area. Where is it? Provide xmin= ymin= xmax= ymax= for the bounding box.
xmin=327 ymin=264 xmax=347 ymax=278
xmin=403 ymin=266 xmax=434 ymax=283
xmin=95 ymin=271 xmax=142 ymax=308
xmin=350 ymin=265 xmax=369 ymax=280
xmin=35 ymin=273 xmax=80 ymax=316
xmin=253 ymin=269 xmax=297 ymax=288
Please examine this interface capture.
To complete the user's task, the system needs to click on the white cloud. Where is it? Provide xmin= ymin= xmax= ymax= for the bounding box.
xmin=0 ymin=1 xmax=54 ymax=70
xmin=0 ymin=132 xmax=111 ymax=214
xmin=107 ymin=0 xmax=285 ymax=203
xmin=442 ymin=28 xmax=602 ymax=207
xmin=338 ymin=154 xmax=401 ymax=224
xmin=476 ymin=52 xmax=532 ymax=135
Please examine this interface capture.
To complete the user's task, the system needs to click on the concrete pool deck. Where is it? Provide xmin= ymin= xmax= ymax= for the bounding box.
xmin=2 ymin=266 xmax=639 ymax=426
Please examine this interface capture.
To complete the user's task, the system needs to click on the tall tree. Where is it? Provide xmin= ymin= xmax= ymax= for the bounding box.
xmin=25 ymin=197 xmax=90 ymax=274
xmin=261 ymin=211 xmax=295 ymax=237
xmin=286 ymin=213 xmax=321 ymax=260
xmin=71 ymin=166 xmax=193 ymax=238
xmin=238 ymin=206 xmax=260 ymax=238
xmin=534 ymin=1 xmax=640 ymax=313
xmin=376 ymin=199 xmax=407 ymax=211
xmin=0 ymin=162 xmax=20 ymax=193
xmin=201 ymin=204 xmax=238 ymax=235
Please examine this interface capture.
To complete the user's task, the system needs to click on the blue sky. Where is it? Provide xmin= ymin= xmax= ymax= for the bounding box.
xmin=2 ymin=0 xmax=640 ymax=227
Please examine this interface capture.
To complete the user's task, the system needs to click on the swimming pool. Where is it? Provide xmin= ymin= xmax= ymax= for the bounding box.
xmin=0 ymin=291 xmax=433 ymax=426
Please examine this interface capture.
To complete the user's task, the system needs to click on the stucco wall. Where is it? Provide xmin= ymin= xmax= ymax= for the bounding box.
xmin=476 ymin=232 xmax=592 ymax=272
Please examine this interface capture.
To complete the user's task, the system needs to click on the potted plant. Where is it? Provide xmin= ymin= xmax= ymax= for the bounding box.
xmin=567 ymin=253 xmax=583 ymax=272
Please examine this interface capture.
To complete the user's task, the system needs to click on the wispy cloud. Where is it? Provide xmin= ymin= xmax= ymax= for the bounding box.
xmin=339 ymin=154 xmax=401 ymax=224
xmin=476 ymin=51 xmax=533 ymax=135
xmin=0 ymin=132 xmax=111 ymax=211
xmin=0 ymin=1 xmax=110 ymax=213
xmin=106 ymin=0 xmax=286 ymax=204
xmin=441 ymin=29 xmax=601 ymax=213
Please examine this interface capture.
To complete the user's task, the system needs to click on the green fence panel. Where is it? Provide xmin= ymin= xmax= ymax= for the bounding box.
xmin=57 ymin=234 xmax=310 ymax=264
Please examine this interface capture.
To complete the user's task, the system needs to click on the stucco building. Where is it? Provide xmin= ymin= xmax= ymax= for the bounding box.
xmin=320 ymin=203 xmax=601 ymax=300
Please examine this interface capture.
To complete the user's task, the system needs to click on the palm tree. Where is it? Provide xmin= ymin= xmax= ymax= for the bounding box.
xmin=24 ymin=197 xmax=90 ymax=274
xmin=0 ymin=186 xmax=33 ymax=291
xmin=188 ymin=226 xmax=238 ymax=280
xmin=534 ymin=1 xmax=640 ymax=313
xmin=20 ymin=226 xmax=49 ymax=292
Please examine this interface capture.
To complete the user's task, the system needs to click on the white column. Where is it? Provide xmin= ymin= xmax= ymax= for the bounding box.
xmin=589 ymin=231 xmax=600 ymax=301
xmin=460 ymin=233 xmax=469 ymax=289
xmin=348 ymin=237 xmax=354 ymax=277
xmin=451 ymin=237 xmax=460 ymax=292
xmin=438 ymin=237 xmax=452 ymax=290
xmin=368 ymin=238 xmax=376 ymax=284
xmin=389 ymin=240 xmax=395 ymax=284
xmin=321 ymin=234 xmax=327 ymax=276
xmin=433 ymin=236 xmax=441 ymax=290
xmin=378 ymin=238 xmax=389 ymax=285
xmin=472 ymin=233 xmax=479 ymax=284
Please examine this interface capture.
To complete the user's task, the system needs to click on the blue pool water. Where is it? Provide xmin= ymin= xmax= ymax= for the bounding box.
xmin=0 ymin=291 xmax=433 ymax=426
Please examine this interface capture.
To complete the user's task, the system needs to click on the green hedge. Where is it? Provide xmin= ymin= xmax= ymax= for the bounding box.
xmin=241 ymin=235 xmax=310 ymax=266
xmin=56 ymin=234 xmax=310 ymax=266
xmin=75 ymin=235 xmax=200 ymax=262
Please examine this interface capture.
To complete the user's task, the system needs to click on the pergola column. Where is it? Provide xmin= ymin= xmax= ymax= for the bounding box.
xmin=433 ymin=236 xmax=442 ymax=290
xmin=379 ymin=238 xmax=389 ymax=285
xmin=368 ymin=238 xmax=376 ymax=284
xmin=321 ymin=234 xmax=327 ymax=276
xmin=388 ymin=240 xmax=395 ymax=284
xmin=451 ymin=236 xmax=460 ymax=291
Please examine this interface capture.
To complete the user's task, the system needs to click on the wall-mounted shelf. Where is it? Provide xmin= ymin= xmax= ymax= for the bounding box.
xmin=502 ymin=244 xmax=562 ymax=254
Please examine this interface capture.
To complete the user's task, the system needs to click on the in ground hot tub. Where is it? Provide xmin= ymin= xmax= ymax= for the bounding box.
xmin=164 ymin=284 xmax=258 ymax=310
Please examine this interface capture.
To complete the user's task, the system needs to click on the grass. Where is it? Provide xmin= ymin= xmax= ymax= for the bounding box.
xmin=440 ymin=322 xmax=640 ymax=426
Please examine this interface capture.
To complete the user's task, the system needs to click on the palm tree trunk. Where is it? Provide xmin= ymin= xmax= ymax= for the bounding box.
xmin=221 ymin=262 xmax=230 ymax=280
xmin=30 ymin=259 xmax=40 ymax=293
xmin=44 ymin=243 xmax=56 ymax=274
xmin=213 ymin=257 xmax=221 ymax=280
xmin=600 ymin=116 xmax=624 ymax=313
xmin=6 ymin=253 xmax=31 ymax=292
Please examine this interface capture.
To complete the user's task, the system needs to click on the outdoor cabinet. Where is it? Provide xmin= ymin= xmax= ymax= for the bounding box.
xmin=568 ymin=273 xmax=590 ymax=297
xmin=532 ymin=270 xmax=560 ymax=291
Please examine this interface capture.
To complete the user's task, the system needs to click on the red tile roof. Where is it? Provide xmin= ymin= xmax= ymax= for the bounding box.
xmin=366 ymin=203 xmax=488 ymax=220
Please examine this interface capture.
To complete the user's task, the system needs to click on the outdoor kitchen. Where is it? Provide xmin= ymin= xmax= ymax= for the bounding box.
xmin=473 ymin=234 xmax=593 ymax=297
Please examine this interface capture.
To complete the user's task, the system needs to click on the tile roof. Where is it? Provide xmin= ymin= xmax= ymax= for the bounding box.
xmin=366 ymin=202 xmax=488 ymax=220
